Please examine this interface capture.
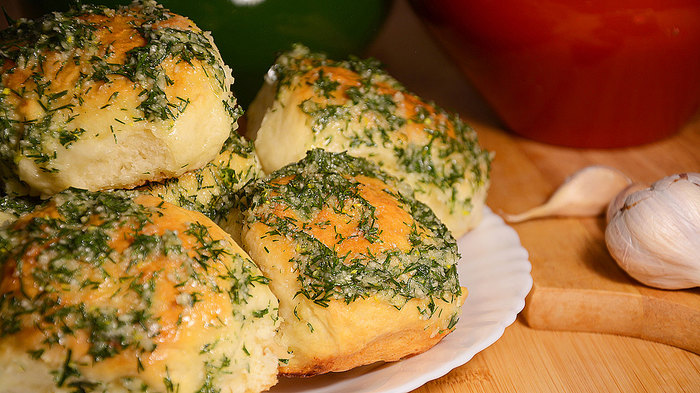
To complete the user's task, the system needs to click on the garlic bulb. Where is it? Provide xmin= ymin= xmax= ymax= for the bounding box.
xmin=605 ymin=182 xmax=647 ymax=223
xmin=605 ymin=173 xmax=700 ymax=289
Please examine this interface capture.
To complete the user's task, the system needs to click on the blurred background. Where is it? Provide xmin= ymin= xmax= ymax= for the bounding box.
xmin=0 ymin=0 xmax=499 ymax=142
xmin=1 ymin=0 xmax=394 ymax=107
xmin=2 ymin=0 xmax=699 ymax=148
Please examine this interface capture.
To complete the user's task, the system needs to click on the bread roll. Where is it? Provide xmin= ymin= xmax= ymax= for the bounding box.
xmin=0 ymin=130 xmax=261 ymax=230
xmin=246 ymin=45 xmax=491 ymax=238
xmin=235 ymin=149 xmax=465 ymax=376
xmin=0 ymin=189 xmax=282 ymax=393
xmin=0 ymin=1 xmax=240 ymax=196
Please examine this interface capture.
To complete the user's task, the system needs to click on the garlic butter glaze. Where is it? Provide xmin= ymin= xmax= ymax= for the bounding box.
xmin=247 ymin=45 xmax=491 ymax=238
xmin=0 ymin=189 xmax=282 ymax=393
xmin=0 ymin=1 xmax=240 ymax=196
xmin=235 ymin=150 xmax=465 ymax=376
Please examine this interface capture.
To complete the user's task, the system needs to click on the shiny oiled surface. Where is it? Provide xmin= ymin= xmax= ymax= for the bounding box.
xmin=368 ymin=1 xmax=700 ymax=392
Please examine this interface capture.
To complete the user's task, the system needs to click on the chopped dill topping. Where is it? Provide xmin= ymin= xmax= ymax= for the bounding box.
xmin=0 ymin=0 xmax=240 ymax=193
xmin=239 ymin=149 xmax=460 ymax=309
xmin=0 ymin=188 xmax=274 ymax=390
xmin=0 ymin=189 xmax=167 ymax=363
xmin=0 ymin=193 xmax=42 ymax=218
xmin=136 ymin=130 xmax=262 ymax=222
xmin=268 ymin=44 xmax=492 ymax=216
xmin=310 ymin=69 xmax=340 ymax=99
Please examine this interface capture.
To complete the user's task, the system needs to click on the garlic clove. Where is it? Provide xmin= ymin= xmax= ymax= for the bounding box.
xmin=505 ymin=165 xmax=631 ymax=223
xmin=605 ymin=173 xmax=700 ymax=289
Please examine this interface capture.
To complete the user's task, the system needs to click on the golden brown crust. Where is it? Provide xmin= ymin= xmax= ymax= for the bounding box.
xmin=0 ymin=2 xmax=237 ymax=196
xmin=282 ymin=324 xmax=458 ymax=376
xmin=0 ymin=190 xmax=281 ymax=392
xmin=280 ymin=309 xmax=460 ymax=377
xmin=245 ymin=217 xmax=466 ymax=376
xmin=238 ymin=150 xmax=464 ymax=376
xmin=247 ymin=45 xmax=491 ymax=238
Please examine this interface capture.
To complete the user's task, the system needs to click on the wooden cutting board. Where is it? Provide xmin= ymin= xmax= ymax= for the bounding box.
xmin=474 ymin=121 xmax=700 ymax=355
xmin=516 ymin=217 xmax=700 ymax=354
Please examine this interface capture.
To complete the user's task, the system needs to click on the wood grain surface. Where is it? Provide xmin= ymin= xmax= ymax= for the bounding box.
xmin=368 ymin=1 xmax=700 ymax=392
xmin=492 ymin=121 xmax=700 ymax=354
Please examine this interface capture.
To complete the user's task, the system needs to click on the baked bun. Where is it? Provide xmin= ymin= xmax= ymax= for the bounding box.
xmin=0 ymin=1 xmax=240 ymax=197
xmin=0 ymin=189 xmax=282 ymax=393
xmin=138 ymin=131 xmax=262 ymax=223
xmin=236 ymin=149 xmax=465 ymax=376
xmin=246 ymin=45 xmax=491 ymax=238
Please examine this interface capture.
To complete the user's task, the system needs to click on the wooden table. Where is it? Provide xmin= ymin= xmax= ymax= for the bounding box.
xmin=368 ymin=1 xmax=700 ymax=392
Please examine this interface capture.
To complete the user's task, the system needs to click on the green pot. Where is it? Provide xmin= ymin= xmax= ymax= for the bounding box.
xmin=31 ymin=0 xmax=392 ymax=108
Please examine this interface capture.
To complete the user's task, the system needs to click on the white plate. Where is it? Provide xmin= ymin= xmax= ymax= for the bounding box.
xmin=270 ymin=207 xmax=532 ymax=393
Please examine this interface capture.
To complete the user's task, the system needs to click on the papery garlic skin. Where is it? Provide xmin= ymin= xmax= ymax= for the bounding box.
xmin=605 ymin=182 xmax=647 ymax=223
xmin=605 ymin=173 xmax=700 ymax=289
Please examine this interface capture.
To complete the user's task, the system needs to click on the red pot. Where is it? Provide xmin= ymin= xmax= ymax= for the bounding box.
xmin=411 ymin=0 xmax=700 ymax=148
